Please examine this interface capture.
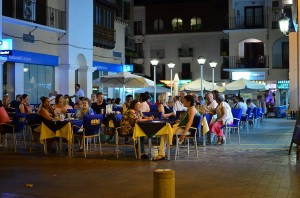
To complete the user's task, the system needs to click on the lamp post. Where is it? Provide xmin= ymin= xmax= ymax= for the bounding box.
xmin=209 ymin=61 xmax=217 ymax=90
xmin=167 ymin=62 xmax=175 ymax=96
xmin=197 ymin=56 xmax=206 ymax=97
xmin=150 ymin=59 xmax=159 ymax=104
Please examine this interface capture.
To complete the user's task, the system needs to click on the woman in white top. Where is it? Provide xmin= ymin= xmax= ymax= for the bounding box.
xmin=209 ymin=93 xmax=233 ymax=145
xmin=138 ymin=93 xmax=150 ymax=113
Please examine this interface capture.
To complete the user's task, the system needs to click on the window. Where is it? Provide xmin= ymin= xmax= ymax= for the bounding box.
xmin=154 ymin=19 xmax=164 ymax=31
xmin=24 ymin=64 xmax=55 ymax=104
xmin=245 ymin=6 xmax=264 ymax=28
xmin=94 ymin=4 xmax=114 ymax=29
xmin=172 ymin=18 xmax=183 ymax=30
xmin=181 ymin=63 xmax=191 ymax=79
xmin=135 ymin=43 xmax=143 ymax=57
xmin=191 ymin=17 xmax=201 ymax=30
xmin=134 ymin=21 xmax=143 ymax=35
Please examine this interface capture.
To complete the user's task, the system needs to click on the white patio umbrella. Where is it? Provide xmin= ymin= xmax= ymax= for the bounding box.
xmin=180 ymin=78 xmax=220 ymax=93
xmin=134 ymin=86 xmax=170 ymax=94
xmin=225 ymin=78 xmax=269 ymax=92
xmin=173 ymin=73 xmax=179 ymax=97
xmin=93 ymin=72 xmax=154 ymax=101
xmin=93 ymin=72 xmax=154 ymax=88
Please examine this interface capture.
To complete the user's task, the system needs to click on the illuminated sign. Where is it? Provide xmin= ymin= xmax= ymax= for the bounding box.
xmin=232 ymin=72 xmax=265 ymax=80
xmin=123 ymin=64 xmax=133 ymax=72
xmin=277 ymin=80 xmax=289 ymax=89
xmin=0 ymin=39 xmax=13 ymax=55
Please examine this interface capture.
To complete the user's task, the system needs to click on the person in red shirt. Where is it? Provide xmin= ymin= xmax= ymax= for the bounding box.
xmin=0 ymin=100 xmax=10 ymax=124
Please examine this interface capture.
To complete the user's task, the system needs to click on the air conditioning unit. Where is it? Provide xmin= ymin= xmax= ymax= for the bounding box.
xmin=23 ymin=0 xmax=36 ymax=21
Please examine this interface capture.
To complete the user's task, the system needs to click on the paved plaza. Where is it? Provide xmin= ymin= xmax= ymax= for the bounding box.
xmin=0 ymin=118 xmax=299 ymax=198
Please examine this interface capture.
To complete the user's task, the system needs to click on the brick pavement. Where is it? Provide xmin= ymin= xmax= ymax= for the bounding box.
xmin=0 ymin=118 xmax=299 ymax=198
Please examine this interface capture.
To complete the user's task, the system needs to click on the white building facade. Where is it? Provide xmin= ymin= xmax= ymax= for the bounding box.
xmin=0 ymin=0 xmax=127 ymax=104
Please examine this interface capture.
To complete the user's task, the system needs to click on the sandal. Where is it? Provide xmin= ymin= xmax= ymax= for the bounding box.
xmin=152 ymin=155 xmax=165 ymax=161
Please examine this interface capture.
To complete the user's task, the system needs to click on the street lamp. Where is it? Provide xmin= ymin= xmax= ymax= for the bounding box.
xmin=197 ymin=56 xmax=206 ymax=97
xmin=209 ymin=61 xmax=217 ymax=90
xmin=150 ymin=58 xmax=159 ymax=103
xmin=167 ymin=62 xmax=175 ymax=96
xmin=279 ymin=13 xmax=290 ymax=35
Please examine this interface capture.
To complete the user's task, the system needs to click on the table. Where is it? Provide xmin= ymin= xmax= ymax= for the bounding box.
xmin=36 ymin=119 xmax=83 ymax=156
xmin=133 ymin=120 xmax=173 ymax=160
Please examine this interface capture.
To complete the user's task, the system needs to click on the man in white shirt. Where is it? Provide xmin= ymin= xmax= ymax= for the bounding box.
xmin=173 ymin=96 xmax=186 ymax=113
xmin=72 ymin=84 xmax=84 ymax=103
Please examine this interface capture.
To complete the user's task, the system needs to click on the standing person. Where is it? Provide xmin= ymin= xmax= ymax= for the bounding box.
xmin=122 ymin=94 xmax=133 ymax=114
xmin=91 ymin=92 xmax=107 ymax=114
xmin=71 ymin=84 xmax=85 ymax=103
xmin=19 ymin=94 xmax=33 ymax=114
xmin=209 ymin=94 xmax=233 ymax=145
xmin=10 ymin=94 xmax=22 ymax=109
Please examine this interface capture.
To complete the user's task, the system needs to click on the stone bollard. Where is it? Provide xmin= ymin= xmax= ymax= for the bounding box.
xmin=153 ymin=169 xmax=175 ymax=198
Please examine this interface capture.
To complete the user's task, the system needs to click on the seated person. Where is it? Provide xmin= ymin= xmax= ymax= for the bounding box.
xmin=74 ymin=98 xmax=95 ymax=152
xmin=53 ymin=94 xmax=67 ymax=116
xmin=63 ymin=95 xmax=73 ymax=110
xmin=74 ymin=97 xmax=84 ymax=110
xmin=0 ymin=100 xmax=11 ymax=124
xmin=209 ymin=94 xmax=233 ymax=145
xmin=120 ymin=100 xmax=153 ymax=158
xmin=157 ymin=93 xmax=175 ymax=119
xmin=10 ymin=94 xmax=22 ymax=109
xmin=91 ymin=92 xmax=106 ymax=114
xmin=19 ymin=94 xmax=33 ymax=114
xmin=37 ymin=97 xmax=56 ymax=152
xmin=154 ymin=95 xmax=199 ymax=161
xmin=139 ymin=93 xmax=150 ymax=113
xmin=198 ymin=92 xmax=217 ymax=116
xmin=74 ymin=98 xmax=94 ymax=120
xmin=38 ymin=97 xmax=55 ymax=121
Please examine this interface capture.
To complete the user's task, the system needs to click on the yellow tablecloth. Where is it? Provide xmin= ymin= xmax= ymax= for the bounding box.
xmin=202 ymin=116 xmax=209 ymax=134
xmin=133 ymin=122 xmax=173 ymax=145
xmin=37 ymin=122 xmax=73 ymax=144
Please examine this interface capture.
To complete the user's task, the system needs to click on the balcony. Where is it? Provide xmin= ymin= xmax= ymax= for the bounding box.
xmin=93 ymin=26 xmax=116 ymax=49
xmin=2 ymin=0 xmax=66 ymax=30
xmin=178 ymin=48 xmax=193 ymax=57
xmin=229 ymin=56 xmax=269 ymax=69
xmin=125 ymin=36 xmax=136 ymax=52
xmin=272 ymin=54 xmax=289 ymax=69
xmin=150 ymin=50 xmax=165 ymax=59
xmin=227 ymin=16 xmax=268 ymax=30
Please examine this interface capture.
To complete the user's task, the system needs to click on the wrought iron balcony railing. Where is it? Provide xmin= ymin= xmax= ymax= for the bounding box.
xmin=2 ymin=0 xmax=66 ymax=30
xmin=229 ymin=56 xmax=269 ymax=69
xmin=272 ymin=54 xmax=289 ymax=69
xmin=227 ymin=16 xmax=268 ymax=30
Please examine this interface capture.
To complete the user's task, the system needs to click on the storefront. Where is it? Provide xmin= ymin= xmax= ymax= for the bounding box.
xmin=2 ymin=50 xmax=58 ymax=104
